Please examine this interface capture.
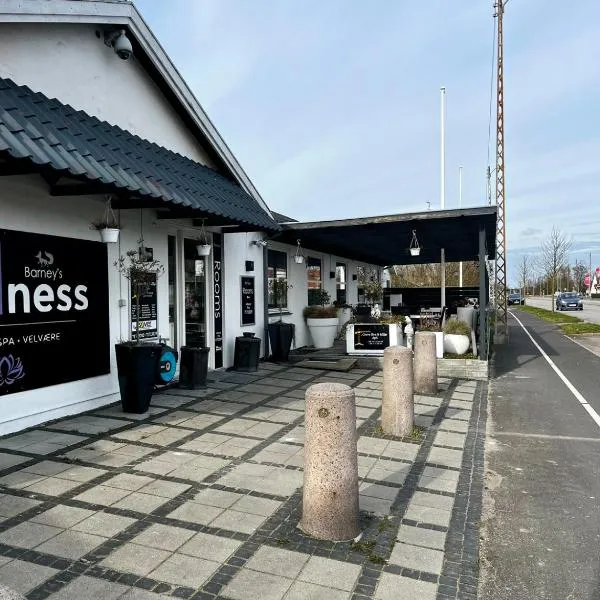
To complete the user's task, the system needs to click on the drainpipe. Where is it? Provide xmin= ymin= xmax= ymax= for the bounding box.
xmin=263 ymin=243 xmax=270 ymax=359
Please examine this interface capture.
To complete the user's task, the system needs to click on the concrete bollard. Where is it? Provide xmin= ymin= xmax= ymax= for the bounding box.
xmin=299 ymin=382 xmax=360 ymax=541
xmin=382 ymin=345 xmax=414 ymax=437
xmin=413 ymin=331 xmax=438 ymax=395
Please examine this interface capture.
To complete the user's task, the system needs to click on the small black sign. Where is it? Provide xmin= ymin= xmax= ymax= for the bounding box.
xmin=0 ymin=229 xmax=110 ymax=395
xmin=353 ymin=324 xmax=390 ymax=350
xmin=130 ymin=273 xmax=157 ymax=340
xmin=213 ymin=233 xmax=223 ymax=369
xmin=241 ymin=276 xmax=255 ymax=326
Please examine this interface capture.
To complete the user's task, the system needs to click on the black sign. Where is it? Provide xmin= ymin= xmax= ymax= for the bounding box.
xmin=130 ymin=273 xmax=157 ymax=340
xmin=0 ymin=229 xmax=110 ymax=395
xmin=241 ymin=276 xmax=255 ymax=326
xmin=353 ymin=324 xmax=390 ymax=350
xmin=213 ymin=233 xmax=223 ymax=368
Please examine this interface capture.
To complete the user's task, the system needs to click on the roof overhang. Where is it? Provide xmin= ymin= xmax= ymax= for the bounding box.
xmin=276 ymin=206 xmax=497 ymax=266
xmin=0 ymin=0 xmax=274 ymax=220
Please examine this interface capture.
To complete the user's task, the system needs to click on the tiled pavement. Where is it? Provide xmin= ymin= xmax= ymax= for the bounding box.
xmin=0 ymin=363 xmax=486 ymax=600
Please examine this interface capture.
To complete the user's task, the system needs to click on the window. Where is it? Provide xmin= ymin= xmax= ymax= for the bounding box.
xmin=336 ymin=262 xmax=347 ymax=304
xmin=267 ymin=249 xmax=288 ymax=309
xmin=307 ymin=257 xmax=322 ymax=305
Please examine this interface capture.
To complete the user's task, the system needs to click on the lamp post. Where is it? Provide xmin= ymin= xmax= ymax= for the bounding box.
xmin=459 ymin=165 xmax=463 ymax=288
xmin=440 ymin=86 xmax=446 ymax=308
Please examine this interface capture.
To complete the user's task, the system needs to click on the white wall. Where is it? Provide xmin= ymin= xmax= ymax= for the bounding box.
xmin=0 ymin=176 xmax=172 ymax=434
xmin=0 ymin=22 xmax=215 ymax=166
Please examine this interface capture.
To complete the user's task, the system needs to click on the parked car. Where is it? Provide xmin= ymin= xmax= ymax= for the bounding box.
xmin=507 ymin=292 xmax=525 ymax=306
xmin=556 ymin=292 xmax=583 ymax=311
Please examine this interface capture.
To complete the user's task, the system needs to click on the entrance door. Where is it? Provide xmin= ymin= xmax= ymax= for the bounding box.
xmin=183 ymin=239 xmax=207 ymax=347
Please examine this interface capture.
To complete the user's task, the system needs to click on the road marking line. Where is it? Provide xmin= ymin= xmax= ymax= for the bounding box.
xmin=494 ymin=432 xmax=600 ymax=442
xmin=510 ymin=311 xmax=600 ymax=430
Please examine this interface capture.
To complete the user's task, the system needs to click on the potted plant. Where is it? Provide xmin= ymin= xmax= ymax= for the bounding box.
xmin=443 ymin=319 xmax=471 ymax=355
xmin=91 ymin=198 xmax=120 ymax=243
xmin=114 ymin=249 xmax=164 ymax=413
xmin=268 ymin=278 xmax=295 ymax=362
xmin=363 ymin=279 xmax=383 ymax=306
xmin=196 ymin=220 xmax=211 ymax=256
xmin=304 ymin=289 xmax=339 ymax=349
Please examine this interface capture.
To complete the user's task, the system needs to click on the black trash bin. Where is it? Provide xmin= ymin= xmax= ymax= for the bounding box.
xmin=179 ymin=346 xmax=210 ymax=389
xmin=234 ymin=333 xmax=261 ymax=372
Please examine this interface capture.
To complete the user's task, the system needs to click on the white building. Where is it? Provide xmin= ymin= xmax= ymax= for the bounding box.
xmin=0 ymin=0 xmax=378 ymax=434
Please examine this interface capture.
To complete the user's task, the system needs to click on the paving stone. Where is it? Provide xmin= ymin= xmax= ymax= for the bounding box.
xmin=192 ymin=488 xmax=243 ymax=508
xmin=438 ymin=418 xmax=469 ymax=433
xmin=427 ymin=447 xmax=463 ymax=469
xmin=452 ymin=391 xmax=475 ymax=401
xmin=359 ymin=495 xmax=393 ymax=516
xmin=167 ymin=501 xmax=224 ymax=525
xmin=375 ymin=572 xmax=437 ymax=600
xmin=0 ymin=521 xmax=62 ymax=548
xmin=389 ymin=542 xmax=444 ymax=575
xmin=412 ymin=491 xmax=454 ymax=511
xmin=418 ymin=475 xmax=459 ymax=494
xmin=133 ymin=523 xmax=195 ymax=551
xmin=179 ymin=531 xmax=241 ymax=562
xmin=357 ymin=437 xmax=389 ymax=456
xmin=434 ymin=431 xmax=466 ymax=449
xmin=0 ymin=494 xmax=41 ymax=518
xmin=444 ymin=408 xmax=471 ymax=421
xmin=359 ymin=482 xmax=400 ymax=501
xmin=113 ymin=491 xmax=169 ymax=513
xmin=223 ymin=568 xmax=293 ymax=600
xmin=405 ymin=504 xmax=452 ymax=528
xmin=246 ymin=545 xmax=310 ymax=578
xmin=137 ymin=479 xmax=190 ymax=498
xmin=20 ymin=461 xmax=72 ymax=476
xmin=103 ymin=473 xmax=156 ymax=491
xmin=72 ymin=513 xmax=136 ymax=537
xmin=48 ymin=575 xmax=130 ymax=600
xmin=0 ymin=471 xmax=47 ymax=489
xmin=210 ymin=508 xmax=266 ymax=534
xmin=0 ymin=559 xmax=58 ymax=594
xmin=0 ymin=454 xmax=29 ymax=470
xmin=22 ymin=476 xmax=83 ymax=496
xmin=397 ymin=524 xmax=447 ymax=550
xmin=298 ymin=556 xmax=361 ymax=591
xmin=120 ymin=589 xmax=173 ymax=599
xmin=447 ymin=399 xmax=472 ymax=410
xmin=218 ymin=463 xmax=302 ymax=496
xmin=149 ymin=553 xmax=219 ymax=588
xmin=100 ymin=542 xmax=171 ymax=576
xmin=381 ymin=441 xmax=419 ymax=461
xmin=231 ymin=494 xmax=282 ymax=517
xmin=73 ymin=484 xmax=132 ymax=506
xmin=31 ymin=505 xmax=95 ymax=528
xmin=35 ymin=529 xmax=107 ymax=559
xmin=283 ymin=581 xmax=351 ymax=600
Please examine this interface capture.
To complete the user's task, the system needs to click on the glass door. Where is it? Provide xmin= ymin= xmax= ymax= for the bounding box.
xmin=167 ymin=236 xmax=178 ymax=348
xmin=183 ymin=239 xmax=207 ymax=347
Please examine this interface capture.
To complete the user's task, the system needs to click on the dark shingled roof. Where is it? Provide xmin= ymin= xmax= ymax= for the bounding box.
xmin=0 ymin=78 xmax=278 ymax=231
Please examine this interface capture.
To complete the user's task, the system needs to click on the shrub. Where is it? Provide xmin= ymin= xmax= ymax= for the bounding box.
xmin=303 ymin=305 xmax=338 ymax=319
xmin=443 ymin=319 xmax=472 ymax=336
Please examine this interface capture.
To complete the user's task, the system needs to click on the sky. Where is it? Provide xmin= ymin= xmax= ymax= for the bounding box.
xmin=135 ymin=0 xmax=600 ymax=285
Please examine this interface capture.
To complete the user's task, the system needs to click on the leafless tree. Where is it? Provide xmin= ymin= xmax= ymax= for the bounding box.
xmin=540 ymin=227 xmax=572 ymax=311
xmin=572 ymin=262 xmax=587 ymax=293
xmin=518 ymin=255 xmax=531 ymax=297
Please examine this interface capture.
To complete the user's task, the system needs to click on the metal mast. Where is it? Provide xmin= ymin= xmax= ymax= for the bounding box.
xmin=494 ymin=0 xmax=508 ymax=340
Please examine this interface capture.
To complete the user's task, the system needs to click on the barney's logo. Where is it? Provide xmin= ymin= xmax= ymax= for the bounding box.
xmin=0 ymin=229 xmax=110 ymax=395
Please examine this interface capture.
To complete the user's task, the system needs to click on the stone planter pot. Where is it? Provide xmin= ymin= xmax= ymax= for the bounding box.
xmin=307 ymin=317 xmax=339 ymax=349
xmin=443 ymin=334 xmax=470 ymax=355
xmin=99 ymin=227 xmax=120 ymax=243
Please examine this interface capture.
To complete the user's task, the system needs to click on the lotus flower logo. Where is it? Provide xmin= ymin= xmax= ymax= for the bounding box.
xmin=0 ymin=355 xmax=25 ymax=387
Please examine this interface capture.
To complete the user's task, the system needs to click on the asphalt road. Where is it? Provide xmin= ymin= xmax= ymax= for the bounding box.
xmin=524 ymin=295 xmax=600 ymax=325
xmin=480 ymin=309 xmax=600 ymax=600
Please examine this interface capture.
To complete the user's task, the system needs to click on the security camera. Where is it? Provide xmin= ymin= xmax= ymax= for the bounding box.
xmin=104 ymin=29 xmax=133 ymax=61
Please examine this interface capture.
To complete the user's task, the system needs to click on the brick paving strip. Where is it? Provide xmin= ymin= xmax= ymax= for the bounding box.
xmin=0 ymin=363 xmax=486 ymax=600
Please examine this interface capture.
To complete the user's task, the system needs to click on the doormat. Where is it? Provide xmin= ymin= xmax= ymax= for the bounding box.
xmin=295 ymin=358 xmax=357 ymax=372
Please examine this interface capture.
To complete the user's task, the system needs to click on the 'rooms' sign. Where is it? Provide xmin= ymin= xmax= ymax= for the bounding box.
xmin=0 ymin=229 xmax=110 ymax=395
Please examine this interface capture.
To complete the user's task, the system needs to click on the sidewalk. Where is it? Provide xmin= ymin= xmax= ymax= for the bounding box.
xmin=0 ymin=363 xmax=486 ymax=600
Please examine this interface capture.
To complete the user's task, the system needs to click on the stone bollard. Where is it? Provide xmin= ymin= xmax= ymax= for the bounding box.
xmin=299 ymin=382 xmax=360 ymax=541
xmin=382 ymin=345 xmax=414 ymax=437
xmin=413 ymin=331 xmax=438 ymax=395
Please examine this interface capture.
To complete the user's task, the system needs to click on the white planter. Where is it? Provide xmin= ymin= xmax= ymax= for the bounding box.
xmin=336 ymin=307 xmax=352 ymax=333
xmin=196 ymin=244 xmax=211 ymax=256
xmin=433 ymin=331 xmax=444 ymax=358
xmin=307 ymin=317 xmax=339 ymax=349
xmin=443 ymin=334 xmax=470 ymax=355
xmin=294 ymin=255 xmax=304 ymax=264
xmin=410 ymin=248 xmax=420 ymax=257
xmin=99 ymin=228 xmax=120 ymax=243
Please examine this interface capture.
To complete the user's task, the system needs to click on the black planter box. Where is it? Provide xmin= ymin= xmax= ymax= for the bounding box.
xmin=179 ymin=346 xmax=210 ymax=389
xmin=268 ymin=322 xmax=295 ymax=362
xmin=234 ymin=335 xmax=261 ymax=371
xmin=115 ymin=343 xmax=161 ymax=414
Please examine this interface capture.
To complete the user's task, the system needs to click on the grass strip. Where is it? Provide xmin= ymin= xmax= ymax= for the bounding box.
xmin=561 ymin=323 xmax=600 ymax=335
xmin=517 ymin=304 xmax=582 ymax=324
